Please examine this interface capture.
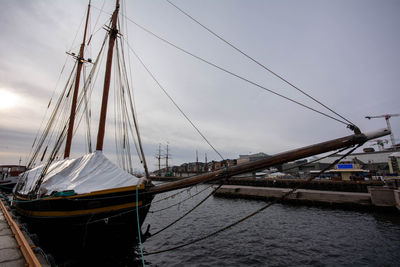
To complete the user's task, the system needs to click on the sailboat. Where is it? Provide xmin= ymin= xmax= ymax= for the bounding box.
xmin=12 ymin=0 xmax=389 ymax=254
xmin=12 ymin=1 xmax=154 ymax=248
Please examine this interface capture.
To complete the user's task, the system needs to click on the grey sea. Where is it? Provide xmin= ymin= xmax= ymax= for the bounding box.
xmin=140 ymin=185 xmax=400 ymax=266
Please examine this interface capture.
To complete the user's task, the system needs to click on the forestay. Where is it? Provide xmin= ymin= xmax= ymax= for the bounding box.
xmin=16 ymin=151 xmax=143 ymax=196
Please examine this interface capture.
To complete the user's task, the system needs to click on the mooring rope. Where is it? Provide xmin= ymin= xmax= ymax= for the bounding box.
xmin=149 ymin=184 xmax=213 ymax=213
xmin=149 ymin=183 xmax=223 ymax=238
xmin=136 ymin=186 xmax=146 ymax=266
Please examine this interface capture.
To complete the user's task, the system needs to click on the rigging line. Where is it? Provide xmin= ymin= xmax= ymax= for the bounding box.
xmin=117 ymin=43 xmax=143 ymax=164
xmin=60 ymin=34 xmax=107 ymax=164
xmin=122 ymin=16 xmax=350 ymax=127
xmin=28 ymin=59 xmax=73 ymax=163
xmin=82 ymin=66 xmax=92 ymax=153
xmin=281 ymin=145 xmax=350 ymax=173
xmin=116 ymin=65 xmax=129 ymax=171
xmin=120 ymin=7 xmax=140 ymax=127
xmin=149 ymin=183 xmax=213 ymax=213
xmin=91 ymin=4 xmax=112 ymax=16
xmin=69 ymin=8 xmax=87 ymax=53
xmin=165 ymin=0 xmax=356 ymax=127
xmin=27 ymin=63 xmax=78 ymax=168
xmin=143 ymin=144 xmax=361 ymax=256
xmin=45 ymin=65 xmax=79 ymax=163
xmin=149 ymin=184 xmax=222 ymax=238
xmin=33 ymin=125 xmax=68 ymax=194
xmin=123 ymin=39 xmax=225 ymax=161
xmin=26 ymin=56 xmax=70 ymax=165
xmin=113 ymin=66 xmax=122 ymax=168
xmin=101 ymin=148 xmax=348 ymax=221
xmin=118 ymin=4 xmax=143 ymax=154
xmin=87 ymin=17 xmax=111 ymax=46
xmin=118 ymin=37 xmax=150 ymax=177
xmin=151 ymin=186 xmax=197 ymax=205
xmin=87 ymin=0 xmax=106 ymax=45
xmin=42 ymin=69 xmax=75 ymax=159
xmin=116 ymin=40 xmax=136 ymax=172
xmin=29 ymin=35 xmax=108 ymax=191
xmin=69 ymin=33 xmax=109 ymax=133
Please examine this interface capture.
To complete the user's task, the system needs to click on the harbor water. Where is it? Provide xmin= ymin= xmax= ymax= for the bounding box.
xmin=47 ymin=184 xmax=400 ymax=266
xmin=141 ymin=185 xmax=400 ymax=266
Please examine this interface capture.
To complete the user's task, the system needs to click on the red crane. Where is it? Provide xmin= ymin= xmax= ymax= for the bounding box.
xmin=365 ymin=114 xmax=400 ymax=148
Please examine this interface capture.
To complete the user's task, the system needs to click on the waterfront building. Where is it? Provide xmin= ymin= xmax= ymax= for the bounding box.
xmin=237 ymin=153 xmax=270 ymax=164
xmin=327 ymin=163 xmax=369 ymax=181
xmin=318 ymin=149 xmax=398 ymax=176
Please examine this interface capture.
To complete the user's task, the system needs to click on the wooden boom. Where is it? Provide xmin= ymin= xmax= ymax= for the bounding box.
xmin=148 ymin=129 xmax=390 ymax=195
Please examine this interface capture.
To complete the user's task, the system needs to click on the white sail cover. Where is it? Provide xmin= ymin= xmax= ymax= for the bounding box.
xmin=16 ymin=151 xmax=143 ymax=195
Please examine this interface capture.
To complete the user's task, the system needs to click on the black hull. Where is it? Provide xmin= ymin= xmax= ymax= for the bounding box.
xmin=13 ymin=185 xmax=154 ymax=262
xmin=0 ymin=182 xmax=16 ymax=193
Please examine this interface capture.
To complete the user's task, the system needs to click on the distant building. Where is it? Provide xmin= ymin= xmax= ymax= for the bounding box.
xmin=153 ymin=149 xmax=399 ymax=179
xmin=282 ymin=149 xmax=399 ymax=178
xmin=388 ymin=152 xmax=400 ymax=175
xmin=317 ymin=150 xmax=396 ymax=176
xmin=237 ymin=153 xmax=270 ymax=164
xmin=327 ymin=163 xmax=369 ymax=181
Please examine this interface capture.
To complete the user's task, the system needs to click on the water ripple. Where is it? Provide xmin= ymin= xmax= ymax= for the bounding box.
xmin=142 ymin=185 xmax=400 ymax=266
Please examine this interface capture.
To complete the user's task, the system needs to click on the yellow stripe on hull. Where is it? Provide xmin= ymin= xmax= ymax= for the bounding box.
xmin=14 ymin=201 xmax=142 ymax=218
xmin=15 ymin=183 xmax=146 ymax=201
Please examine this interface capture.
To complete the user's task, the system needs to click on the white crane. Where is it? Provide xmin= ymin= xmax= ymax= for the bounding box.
xmin=365 ymin=114 xmax=400 ymax=148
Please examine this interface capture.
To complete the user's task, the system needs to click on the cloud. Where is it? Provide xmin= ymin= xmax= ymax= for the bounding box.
xmin=0 ymin=0 xmax=399 ymax=171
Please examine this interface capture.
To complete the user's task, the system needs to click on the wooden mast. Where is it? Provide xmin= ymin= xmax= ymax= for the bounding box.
xmin=96 ymin=0 xmax=120 ymax=151
xmin=64 ymin=1 xmax=91 ymax=158
xmin=148 ymin=129 xmax=390 ymax=194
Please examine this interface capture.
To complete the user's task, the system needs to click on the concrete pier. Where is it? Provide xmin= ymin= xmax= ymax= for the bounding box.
xmin=0 ymin=205 xmax=25 ymax=266
xmin=214 ymin=185 xmax=376 ymax=209
xmin=0 ymin=199 xmax=43 ymax=266
xmin=394 ymin=190 xmax=400 ymax=211
xmin=368 ymin=186 xmax=396 ymax=207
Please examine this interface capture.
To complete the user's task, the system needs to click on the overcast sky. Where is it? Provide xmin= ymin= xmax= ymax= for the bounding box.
xmin=0 ymin=0 xmax=399 ymax=171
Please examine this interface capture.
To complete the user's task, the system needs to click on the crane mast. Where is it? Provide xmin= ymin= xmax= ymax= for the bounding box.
xmin=365 ymin=113 xmax=400 ymax=149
